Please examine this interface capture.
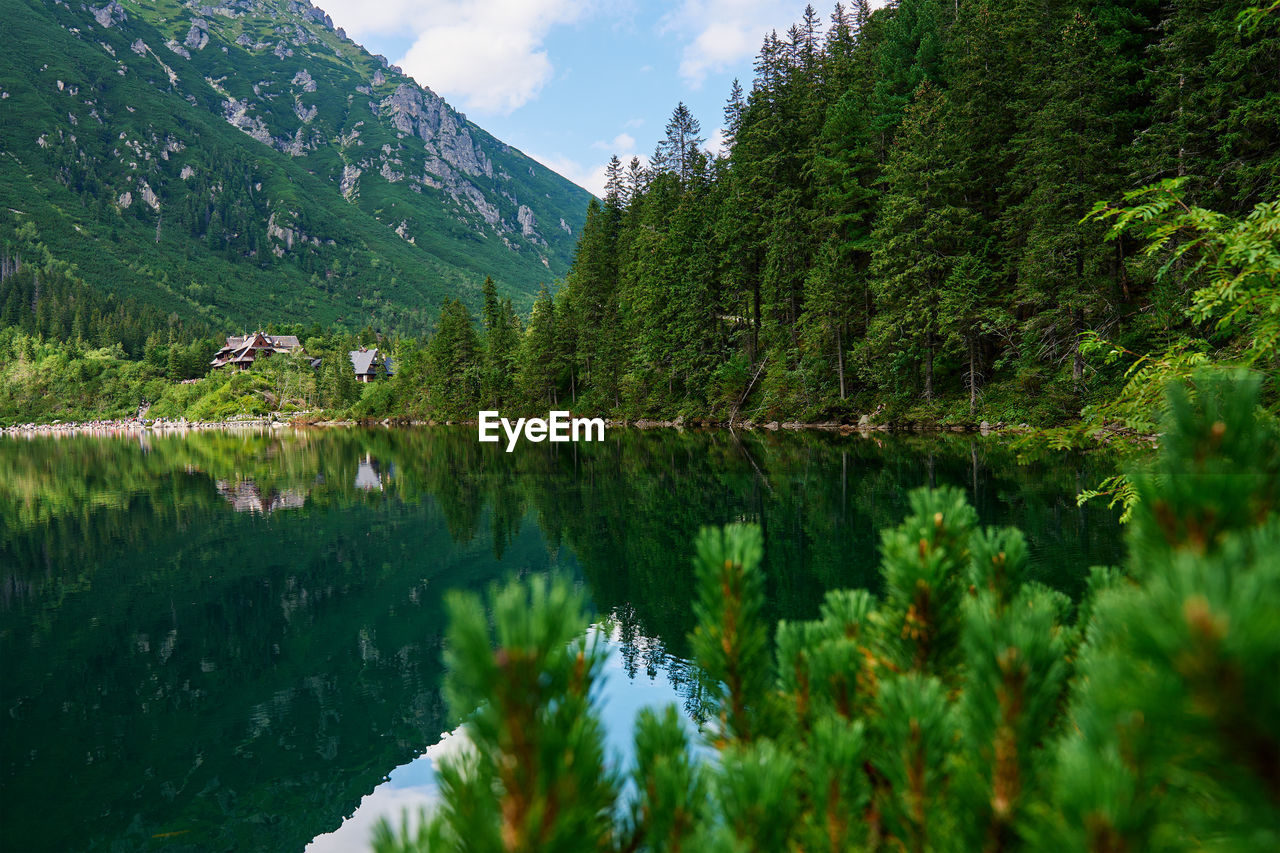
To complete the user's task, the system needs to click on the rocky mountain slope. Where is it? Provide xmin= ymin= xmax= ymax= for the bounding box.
xmin=0 ymin=0 xmax=593 ymax=332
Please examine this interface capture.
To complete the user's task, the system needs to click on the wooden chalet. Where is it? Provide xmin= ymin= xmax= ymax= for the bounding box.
xmin=210 ymin=332 xmax=304 ymax=369
xmin=349 ymin=347 xmax=395 ymax=382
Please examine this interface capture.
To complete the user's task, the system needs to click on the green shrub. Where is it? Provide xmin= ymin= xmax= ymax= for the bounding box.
xmin=376 ymin=373 xmax=1280 ymax=852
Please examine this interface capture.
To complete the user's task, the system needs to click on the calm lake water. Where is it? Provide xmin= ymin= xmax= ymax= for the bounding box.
xmin=0 ymin=426 xmax=1125 ymax=851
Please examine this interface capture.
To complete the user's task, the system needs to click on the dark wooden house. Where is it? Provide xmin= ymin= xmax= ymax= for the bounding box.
xmin=210 ymin=333 xmax=304 ymax=369
xmin=349 ymin=347 xmax=395 ymax=382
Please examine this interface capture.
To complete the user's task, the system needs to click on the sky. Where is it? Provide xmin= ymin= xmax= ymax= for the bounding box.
xmin=316 ymin=0 xmax=888 ymax=197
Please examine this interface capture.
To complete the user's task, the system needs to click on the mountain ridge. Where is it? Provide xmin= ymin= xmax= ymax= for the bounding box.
xmin=0 ymin=0 xmax=593 ymax=333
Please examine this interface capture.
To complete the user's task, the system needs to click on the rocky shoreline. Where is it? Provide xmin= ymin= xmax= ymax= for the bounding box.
xmin=0 ymin=416 xmax=290 ymax=438
xmin=374 ymin=414 xmax=1031 ymax=435
xmin=0 ymin=413 xmax=1052 ymax=439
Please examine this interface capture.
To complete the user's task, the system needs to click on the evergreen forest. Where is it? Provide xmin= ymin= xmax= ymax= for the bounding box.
xmin=2 ymin=0 xmax=1278 ymax=433
xmin=541 ymin=0 xmax=1280 ymax=425
xmin=372 ymin=372 xmax=1280 ymax=853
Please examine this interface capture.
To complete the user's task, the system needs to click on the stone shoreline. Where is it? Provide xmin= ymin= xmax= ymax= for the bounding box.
xmin=0 ymin=417 xmax=290 ymax=438
xmin=354 ymin=415 xmax=1029 ymax=435
xmin=0 ymin=414 xmax=1057 ymax=439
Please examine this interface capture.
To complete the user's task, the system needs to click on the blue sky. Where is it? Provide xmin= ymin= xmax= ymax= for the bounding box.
xmin=316 ymin=1 xmax=887 ymax=196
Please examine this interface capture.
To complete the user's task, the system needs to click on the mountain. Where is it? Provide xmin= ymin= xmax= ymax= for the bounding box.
xmin=0 ymin=0 xmax=594 ymax=333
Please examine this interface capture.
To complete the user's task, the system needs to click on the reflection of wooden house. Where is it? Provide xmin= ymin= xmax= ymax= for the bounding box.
xmin=349 ymin=347 xmax=395 ymax=383
xmin=211 ymin=332 xmax=304 ymax=369
xmin=216 ymin=479 xmax=306 ymax=513
xmin=355 ymin=454 xmax=384 ymax=491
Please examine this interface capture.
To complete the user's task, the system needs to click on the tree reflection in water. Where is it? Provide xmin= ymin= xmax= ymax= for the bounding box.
xmin=0 ymin=427 xmax=1123 ymax=851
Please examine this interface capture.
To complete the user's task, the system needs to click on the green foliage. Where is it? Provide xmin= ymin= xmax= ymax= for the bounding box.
xmin=0 ymin=328 xmax=168 ymax=423
xmin=427 ymin=300 xmax=481 ymax=418
xmin=9 ymin=1 xmax=1280 ymax=430
xmin=689 ymin=523 xmax=770 ymax=742
xmin=376 ymin=576 xmax=617 ymax=853
xmin=629 ymin=705 xmax=706 ymax=852
xmin=1088 ymin=178 xmax=1280 ymax=367
xmin=0 ymin=0 xmax=590 ymax=334
xmin=500 ymin=1 xmax=1280 ymax=427
xmin=380 ymin=375 xmax=1280 ymax=851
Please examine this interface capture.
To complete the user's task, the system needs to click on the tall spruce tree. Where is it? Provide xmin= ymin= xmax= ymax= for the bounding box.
xmin=427 ymin=298 xmax=480 ymax=416
xmin=868 ymin=83 xmax=971 ymax=401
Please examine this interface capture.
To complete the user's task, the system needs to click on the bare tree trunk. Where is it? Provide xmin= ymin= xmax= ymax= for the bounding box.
xmin=752 ymin=280 xmax=761 ymax=361
xmin=924 ymin=329 xmax=934 ymax=401
xmin=1117 ymin=239 xmax=1130 ymax=302
xmin=836 ymin=325 xmax=846 ymax=400
xmin=968 ymin=333 xmax=977 ymax=416
xmin=1072 ymin=308 xmax=1084 ymax=392
xmin=864 ymin=281 xmax=871 ymax=336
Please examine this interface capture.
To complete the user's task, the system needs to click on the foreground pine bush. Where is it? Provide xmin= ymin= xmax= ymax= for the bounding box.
xmin=376 ymin=372 xmax=1279 ymax=852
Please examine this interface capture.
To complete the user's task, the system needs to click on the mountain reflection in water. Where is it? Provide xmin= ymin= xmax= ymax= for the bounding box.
xmin=0 ymin=426 xmax=1124 ymax=851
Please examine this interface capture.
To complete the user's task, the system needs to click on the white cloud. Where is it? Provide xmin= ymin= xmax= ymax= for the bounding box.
xmin=319 ymin=0 xmax=594 ymax=115
xmin=705 ymin=126 xmax=728 ymax=157
xmin=660 ymin=0 xmax=890 ymax=88
xmin=623 ymin=117 xmax=645 ymax=129
xmin=527 ymin=151 xmax=604 ymax=195
xmin=592 ymin=132 xmax=636 ymax=152
xmin=530 ymin=143 xmax=648 ymax=198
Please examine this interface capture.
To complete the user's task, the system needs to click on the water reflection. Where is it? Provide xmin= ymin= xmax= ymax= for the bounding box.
xmin=217 ymin=479 xmax=309 ymax=513
xmin=307 ymin=623 xmax=703 ymax=853
xmin=0 ymin=426 xmax=1124 ymax=851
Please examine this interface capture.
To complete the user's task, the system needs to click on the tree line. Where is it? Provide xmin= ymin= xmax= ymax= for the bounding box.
xmin=497 ymin=0 xmax=1278 ymax=423
xmin=374 ymin=373 xmax=1280 ymax=852
xmin=3 ymin=0 xmax=1275 ymax=428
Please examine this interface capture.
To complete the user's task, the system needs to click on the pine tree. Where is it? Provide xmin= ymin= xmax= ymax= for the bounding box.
xmin=652 ymin=102 xmax=706 ymax=185
xmin=427 ymin=299 xmax=480 ymax=416
xmin=1139 ymin=0 xmax=1280 ymax=209
xmin=479 ymin=277 xmax=519 ymax=409
xmin=603 ymin=155 xmax=626 ymax=208
xmin=723 ymin=79 xmax=746 ymax=154
xmin=868 ymin=83 xmax=971 ymax=401
xmin=377 ymin=373 xmax=1280 ymax=853
xmin=518 ymin=285 xmax=566 ymax=407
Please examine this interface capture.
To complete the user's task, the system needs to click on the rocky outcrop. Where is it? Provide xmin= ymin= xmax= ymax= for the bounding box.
xmin=462 ymin=185 xmax=500 ymax=226
xmin=517 ymin=205 xmax=537 ymax=239
xmin=266 ymin=211 xmax=297 ymax=251
xmin=184 ymin=19 xmax=211 ymax=51
xmin=221 ymin=97 xmax=273 ymax=146
xmin=291 ymin=68 xmax=316 ymax=92
xmin=340 ymin=164 xmax=361 ymax=199
xmin=139 ymin=181 xmax=160 ymax=210
xmin=380 ymin=84 xmax=490 ymax=179
xmin=91 ymin=2 xmax=126 ymax=29
xmin=379 ymin=160 xmax=404 ymax=183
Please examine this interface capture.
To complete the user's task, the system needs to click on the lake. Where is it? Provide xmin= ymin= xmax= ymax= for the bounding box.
xmin=0 ymin=426 xmax=1125 ymax=851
